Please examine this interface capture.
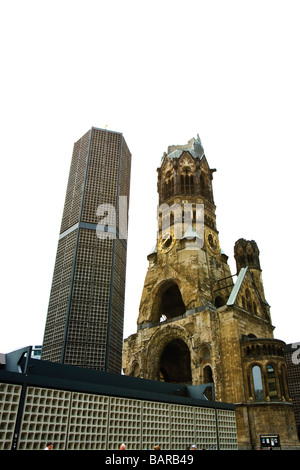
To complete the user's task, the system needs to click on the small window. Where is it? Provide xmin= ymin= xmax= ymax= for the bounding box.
xmin=215 ymin=296 xmax=225 ymax=308
xmin=266 ymin=364 xmax=278 ymax=400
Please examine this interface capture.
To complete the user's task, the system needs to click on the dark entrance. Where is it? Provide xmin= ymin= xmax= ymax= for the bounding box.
xmin=160 ymin=284 xmax=185 ymax=320
xmin=159 ymin=339 xmax=192 ymax=385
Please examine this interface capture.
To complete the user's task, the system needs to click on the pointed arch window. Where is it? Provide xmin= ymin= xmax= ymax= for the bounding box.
xmin=203 ymin=365 xmax=214 ymax=400
xmin=180 ymin=167 xmax=194 ymax=194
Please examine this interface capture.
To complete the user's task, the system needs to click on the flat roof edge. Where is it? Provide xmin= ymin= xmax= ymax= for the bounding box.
xmin=0 ymin=349 xmax=235 ymax=411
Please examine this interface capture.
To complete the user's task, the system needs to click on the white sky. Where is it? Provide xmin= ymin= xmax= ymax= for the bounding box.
xmin=0 ymin=0 xmax=299 ymax=354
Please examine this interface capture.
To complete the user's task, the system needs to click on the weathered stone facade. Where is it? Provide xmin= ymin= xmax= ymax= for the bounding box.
xmin=122 ymin=136 xmax=300 ymax=449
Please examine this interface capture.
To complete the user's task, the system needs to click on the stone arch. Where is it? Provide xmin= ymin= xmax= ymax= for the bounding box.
xmin=203 ymin=364 xmax=213 ymax=383
xmin=146 ymin=324 xmax=193 ymax=384
xmin=199 ymin=344 xmax=212 ymax=364
xmin=214 ymin=295 xmax=226 ymax=308
xmin=129 ymin=361 xmax=140 ymax=377
xmin=160 ymin=339 xmax=192 ymax=384
xmin=150 ymin=279 xmax=186 ymax=323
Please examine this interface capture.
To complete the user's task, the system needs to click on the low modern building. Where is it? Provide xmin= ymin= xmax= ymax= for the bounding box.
xmin=0 ymin=347 xmax=237 ymax=450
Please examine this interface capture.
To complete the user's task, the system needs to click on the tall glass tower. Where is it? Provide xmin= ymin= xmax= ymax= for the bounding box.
xmin=42 ymin=127 xmax=131 ymax=373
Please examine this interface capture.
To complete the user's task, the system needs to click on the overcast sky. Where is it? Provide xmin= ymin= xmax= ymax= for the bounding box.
xmin=0 ymin=0 xmax=299 ymax=354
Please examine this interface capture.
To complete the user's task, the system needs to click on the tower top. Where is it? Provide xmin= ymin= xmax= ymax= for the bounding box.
xmin=157 ymin=135 xmax=215 ymax=206
xmin=234 ymin=238 xmax=261 ymax=273
xmin=160 ymin=135 xmax=205 ymax=166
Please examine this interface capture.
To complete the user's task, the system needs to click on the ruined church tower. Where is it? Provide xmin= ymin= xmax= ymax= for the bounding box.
xmin=122 ymin=136 xmax=299 ymax=449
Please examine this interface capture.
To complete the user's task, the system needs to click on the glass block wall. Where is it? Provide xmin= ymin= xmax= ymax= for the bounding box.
xmin=0 ymin=382 xmax=238 ymax=450
xmin=42 ymin=128 xmax=131 ymax=373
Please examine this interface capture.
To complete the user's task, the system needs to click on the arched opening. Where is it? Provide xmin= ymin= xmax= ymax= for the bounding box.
xmin=214 ymin=296 xmax=225 ymax=308
xmin=203 ymin=364 xmax=213 ymax=382
xmin=203 ymin=365 xmax=214 ymax=400
xmin=180 ymin=168 xmax=194 ymax=195
xmin=159 ymin=339 xmax=192 ymax=385
xmin=252 ymin=365 xmax=264 ymax=401
xmin=159 ymin=284 xmax=185 ymax=321
xmin=130 ymin=362 xmax=140 ymax=378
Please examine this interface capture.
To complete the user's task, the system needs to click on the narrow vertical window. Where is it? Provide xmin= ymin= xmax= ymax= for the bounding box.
xmin=252 ymin=365 xmax=264 ymax=400
xmin=190 ymin=175 xmax=194 ymax=194
xmin=266 ymin=364 xmax=278 ymax=400
xmin=181 ymin=174 xmax=185 ymax=193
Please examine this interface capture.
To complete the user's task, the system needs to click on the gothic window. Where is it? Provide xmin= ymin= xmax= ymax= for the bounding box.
xmin=180 ymin=174 xmax=184 ymax=192
xmin=180 ymin=167 xmax=194 ymax=194
xmin=190 ymin=175 xmax=194 ymax=194
xmin=266 ymin=364 xmax=278 ymax=400
xmin=163 ymin=171 xmax=174 ymax=200
xmin=203 ymin=365 xmax=214 ymax=400
xmin=252 ymin=365 xmax=264 ymax=400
